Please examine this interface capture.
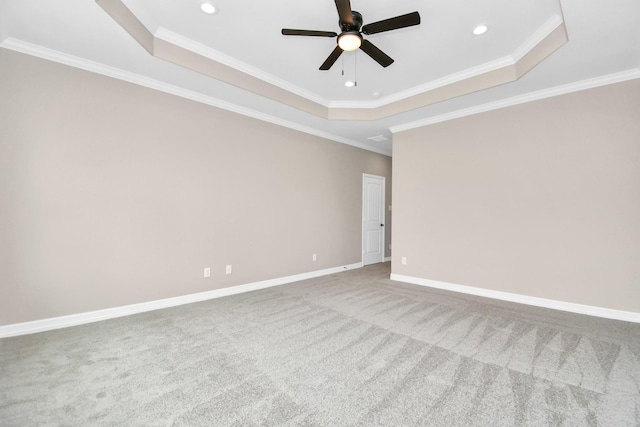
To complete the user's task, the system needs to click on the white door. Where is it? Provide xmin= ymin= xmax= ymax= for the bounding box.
xmin=363 ymin=174 xmax=385 ymax=265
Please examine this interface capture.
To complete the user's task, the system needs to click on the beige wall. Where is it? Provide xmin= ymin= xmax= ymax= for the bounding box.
xmin=0 ymin=49 xmax=392 ymax=325
xmin=392 ymin=79 xmax=640 ymax=313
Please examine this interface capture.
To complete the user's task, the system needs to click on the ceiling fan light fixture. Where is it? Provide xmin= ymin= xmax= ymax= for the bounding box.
xmin=200 ymin=2 xmax=216 ymax=14
xmin=282 ymin=7 xmax=420 ymax=70
xmin=338 ymin=32 xmax=362 ymax=51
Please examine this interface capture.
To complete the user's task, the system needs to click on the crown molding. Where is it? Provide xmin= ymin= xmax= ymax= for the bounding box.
xmin=0 ymin=38 xmax=388 ymax=156
xmin=98 ymin=0 xmax=568 ymax=121
xmin=390 ymin=68 xmax=640 ymax=134
xmin=329 ymin=56 xmax=516 ymax=109
xmin=511 ymin=13 xmax=564 ymax=63
xmin=5 ymin=32 xmax=626 ymax=156
xmin=156 ymin=13 xmax=564 ymax=112
xmin=316 ymin=14 xmax=565 ymax=110
xmin=154 ymin=27 xmax=331 ymax=107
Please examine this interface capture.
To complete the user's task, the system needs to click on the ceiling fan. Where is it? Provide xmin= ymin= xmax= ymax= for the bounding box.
xmin=281 ymin=0 xmax=421 ymax=70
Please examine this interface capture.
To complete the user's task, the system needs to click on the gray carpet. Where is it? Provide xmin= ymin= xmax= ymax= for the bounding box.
xmin=1 ymin=263 xmax=639 ymax=426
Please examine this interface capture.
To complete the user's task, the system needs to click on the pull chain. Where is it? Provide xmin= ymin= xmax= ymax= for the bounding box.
xmin=354 ymin=51 xmax=358 ymax=87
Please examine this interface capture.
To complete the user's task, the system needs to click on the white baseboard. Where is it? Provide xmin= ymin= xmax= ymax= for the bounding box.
xmin=390 ymin=274 xmax=640 ymax=323
xmin=0 ymin=262 xmax=363 ymax=338
xmin=384 ymin=256 xmax=392 ymax=262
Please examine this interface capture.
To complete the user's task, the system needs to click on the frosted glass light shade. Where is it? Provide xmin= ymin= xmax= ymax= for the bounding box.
xmin=338 ymin=33 xmax=362 ymax=51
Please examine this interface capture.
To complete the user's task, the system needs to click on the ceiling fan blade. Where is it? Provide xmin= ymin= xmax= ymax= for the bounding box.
xmin=362 ymin=11 xmax=421 ymax=35
xmin=359 ymin=39 xmax=394 ymax=67
xmin=281 ymin=29 xmax=338 ymax=37
xmin=319 ymin=45 xmax=343 ymax=70
xmin=334 ymin=0 xmax=353 ymax=25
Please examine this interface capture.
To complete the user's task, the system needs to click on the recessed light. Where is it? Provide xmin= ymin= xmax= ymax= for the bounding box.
xmin=345 ymin=81 xmax=355 ymax=87
xmin=200 ymin=2 xmax=216 ymax=14
xmin=367 ymin=135 xmax=389 ymax=143
xmin=473 ymin=24 xmax=488 ymax=35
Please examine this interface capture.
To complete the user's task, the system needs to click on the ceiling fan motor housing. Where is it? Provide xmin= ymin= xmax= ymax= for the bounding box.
xmin=281 ymin=1 xmax=421 ymax=70
xmin=340 ymin=10 xmax=363 ymax=32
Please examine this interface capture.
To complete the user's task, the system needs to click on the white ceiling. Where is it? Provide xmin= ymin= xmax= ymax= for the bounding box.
xmin=1 ymin=0 xmax=639 ymax=156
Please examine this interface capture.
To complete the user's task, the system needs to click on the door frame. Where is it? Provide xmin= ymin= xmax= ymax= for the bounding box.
xmin=362 ymin=173 xmax=386 ymax=265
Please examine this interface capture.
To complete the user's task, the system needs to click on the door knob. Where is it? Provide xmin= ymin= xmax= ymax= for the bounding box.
xmin=380 ymin=224 xmax=384 ymax=227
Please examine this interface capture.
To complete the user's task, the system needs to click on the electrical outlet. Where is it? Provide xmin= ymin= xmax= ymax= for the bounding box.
xmin=204 ymin=267 xmax=211 ymax=278
xmin=401 ymin=257 xmax=407 ymax=265
xmin=225 ymin=264 xmax=232 ymax=275
xmin=312 ymin=253 xmax=317 ymax=262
